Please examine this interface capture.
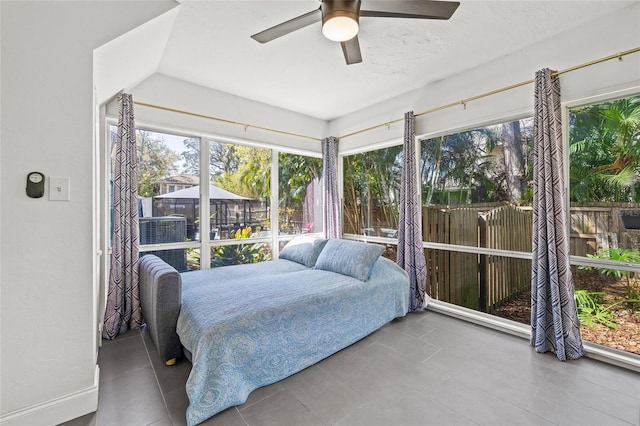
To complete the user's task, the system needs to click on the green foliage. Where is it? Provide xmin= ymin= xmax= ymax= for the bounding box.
xmin=586 ymin=247 xmax=640 ymax=275
xmin=574 ymin=289 xmax=618 ymax=329
xmin=186 ymin=247 xmax=200 ymax=270
xmin=279 ymin=153 xmax=321 ymax=206
xmin=583 ymin=247 xmax=640 ymax=308
xmin=211 ymin=145 xmax=271 ymax=200
xmin=569 ymin=95 xmax=640 ymax=202
xmin=343 ymin=146 xmax=402 ymax=234
xmin=238 ymin=147 xmax=271 ymax=199
xmin=420 ymin=119 xmax=533 ymax=206
xmin=211 ymin=226 xmax=271 ymax=267
xmin=135 ymin=130 xmax=179 ymax=197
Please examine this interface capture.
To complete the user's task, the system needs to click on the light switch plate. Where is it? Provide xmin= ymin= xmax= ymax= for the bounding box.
xmin=49 ymin=177 xmax=70 ymax=201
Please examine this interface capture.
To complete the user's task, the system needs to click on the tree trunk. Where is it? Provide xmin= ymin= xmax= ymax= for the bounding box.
xmin=425 ymin=137 xmax=443 ymax=206
xmin=501 ymin=121 xmax=526 ymax=202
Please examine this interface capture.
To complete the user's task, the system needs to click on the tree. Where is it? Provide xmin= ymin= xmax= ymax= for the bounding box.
xmin=181 ymin=139 xmax=241 ymax=180
xmin=343 ymin=146 xmax=402 ymax=234
xmin=180 ymin=138 xmax=199 ymax=176
xmin=420 ymin=120 xmax=533 ymax=206
xmin=278 ymin=153 xmax=322 ymax=225
xmin=213 ymin=145 xmax=271 ymax=199
xmin=500 ymin=120 xmax=527 ymax=202
xmin=135 ymin=130 xmax=179 ymax=197
xmin=421 ymin=130 xmax=490 ymax=205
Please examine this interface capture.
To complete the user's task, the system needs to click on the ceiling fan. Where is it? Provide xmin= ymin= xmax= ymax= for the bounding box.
xmin=251 ymin=0 xmax=460 ymax=65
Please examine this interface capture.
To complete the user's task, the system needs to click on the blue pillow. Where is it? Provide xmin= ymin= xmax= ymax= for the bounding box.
xmin=314 ymin=239 xmax=384 ymax=281
xmin=279 ymin=236 xmax=328 ymax=268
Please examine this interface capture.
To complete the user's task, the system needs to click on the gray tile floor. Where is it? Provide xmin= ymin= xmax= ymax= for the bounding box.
xmin=63 ymin=310 xmax=640 ymax=426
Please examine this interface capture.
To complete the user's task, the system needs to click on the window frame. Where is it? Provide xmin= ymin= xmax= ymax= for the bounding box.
xmin=563 ymin=87 xmax=640 ymax=274
xmin=103 ymin=119 xmax=323 ymax=272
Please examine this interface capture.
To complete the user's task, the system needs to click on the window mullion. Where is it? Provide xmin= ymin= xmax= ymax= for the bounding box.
xmin=271 ymin=149 xmax=279 ymax=257
xmin=200 ymin=137 xmax=211 ymax=269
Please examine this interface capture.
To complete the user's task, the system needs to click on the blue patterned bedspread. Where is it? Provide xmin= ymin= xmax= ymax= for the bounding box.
xmin=177 ymin=258 xmax=409 ymax=425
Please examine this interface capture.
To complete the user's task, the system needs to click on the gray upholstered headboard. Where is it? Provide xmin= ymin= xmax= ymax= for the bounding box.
xmin=139 ymin=254 xmax=183 ymax=365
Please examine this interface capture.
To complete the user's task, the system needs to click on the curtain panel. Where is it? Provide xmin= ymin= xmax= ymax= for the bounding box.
xmin=103 ymin=93 xmax=143 ymax=339
xmin=530 ymin=69 xmax=584 ymax=360
xmin=322 ymin=136 xmax=341 ymax=239
xmin=397 ymin=111 xmax=427 ymax=311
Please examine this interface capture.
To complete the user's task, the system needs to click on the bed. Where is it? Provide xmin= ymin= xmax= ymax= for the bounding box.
xmin=139 ymin=237 xmax=410 ymax=426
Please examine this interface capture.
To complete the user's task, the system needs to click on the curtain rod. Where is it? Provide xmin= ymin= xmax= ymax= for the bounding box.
xmin=132 ymin=101 xmax=323 ymax=142
xmin=339 ymin=46 xmax=640 ymax=140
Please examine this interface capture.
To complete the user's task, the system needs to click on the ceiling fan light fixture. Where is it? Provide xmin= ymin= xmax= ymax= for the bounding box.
xmin=322 ymin=13 xmax=359 ymax=42
xmin=321 ymin=1 xmax=361 ymax=42
xmin=251 ymin=0 xmax=459 ymax=64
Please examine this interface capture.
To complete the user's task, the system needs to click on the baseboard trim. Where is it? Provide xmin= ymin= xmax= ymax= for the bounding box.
xmin=0 ymin=366 xmax=99 ymax=426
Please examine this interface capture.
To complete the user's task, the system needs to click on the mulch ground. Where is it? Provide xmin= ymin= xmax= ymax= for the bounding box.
xmin=492 ymin=268 xmax=640 ymax=355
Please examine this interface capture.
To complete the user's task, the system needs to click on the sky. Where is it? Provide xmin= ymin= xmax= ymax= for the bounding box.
xmin=153 ymin=130 xmax=191 ymax=155
xmin=149 ymin=130 xmax=193 ymax=174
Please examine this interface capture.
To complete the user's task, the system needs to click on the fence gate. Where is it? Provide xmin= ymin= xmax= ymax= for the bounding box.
xmin=424 ymin=204 xmax=532 ymax=312
xmin=479 ymin=205 xmax=532 ymax=312
xmin=423 ymin=207 xmax=479 ymax=310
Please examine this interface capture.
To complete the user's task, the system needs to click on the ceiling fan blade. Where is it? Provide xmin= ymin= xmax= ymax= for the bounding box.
xmin=341 ymin=36 xmax=362 ymax=65
xmin=360 ymin=0 xmax=459 ymax=20
xmin=251 ymin=8 xmax=322 ymax=43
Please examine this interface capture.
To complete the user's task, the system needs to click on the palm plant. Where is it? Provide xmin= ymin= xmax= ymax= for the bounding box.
xmin=569 ymin=96 xmax=640 ymax=202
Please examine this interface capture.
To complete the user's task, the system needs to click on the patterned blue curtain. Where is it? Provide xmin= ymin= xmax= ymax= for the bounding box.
xmin=397 ymin=111 xmax=427 ymax=311
xmin=103 ymin=93 xmax=142 ymax=339
xmin=322 ymin=136 xmax=340 ymax=239
xmin=531 ymin=69 xmax=584 ymax=360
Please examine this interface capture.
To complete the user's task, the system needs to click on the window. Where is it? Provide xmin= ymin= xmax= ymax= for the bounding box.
xmin=108 ymin=126 xmax=319 ymax=272
xmin=420 ymin=119 xmax=534 ymax=312
xmin=207 ymin=140 xmax=271 ymax=267
xmin=278 ymin=152 xmax=323 ymax=235
xmin=109 ymin=127 xmax=198 ymax=271
xmin=568 ymin=94 xmax=640 ymax=355
xmin=343 ymin=146 xmax=402 ymax=239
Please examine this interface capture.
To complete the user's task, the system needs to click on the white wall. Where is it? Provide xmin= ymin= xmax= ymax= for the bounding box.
xmin=331 ymin=2 xmax=640 ymax=153
xmin=121 ymin=73 xmax=328 ymax=155
xmin=0 ymin=2 xmax=177 ymax=424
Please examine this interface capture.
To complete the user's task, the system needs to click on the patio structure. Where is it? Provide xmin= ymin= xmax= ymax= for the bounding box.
xmin=153 ymin=184 xmax=265 ymax=240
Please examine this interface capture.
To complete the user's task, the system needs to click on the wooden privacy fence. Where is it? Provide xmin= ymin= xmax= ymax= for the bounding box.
xmin=423 ymin=202 xmax=640 ymax=312
xmin=569 ymin=203 xmax=640 ymax=255
xmin=424 ymin=204 xmax=532 ymax=312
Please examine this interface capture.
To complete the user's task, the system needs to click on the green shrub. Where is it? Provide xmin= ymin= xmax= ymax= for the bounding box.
xmin=574 ymin=289 xmax=618 ymax=329
xmin=583 ymin=247 xmax=640 ymax=310
xmin=211 ymin=226 xmax=271 ymax=267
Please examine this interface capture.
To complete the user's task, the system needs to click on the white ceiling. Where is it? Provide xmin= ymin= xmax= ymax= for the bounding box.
xmin=156 ymin=0 xmax=634 ymax=121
